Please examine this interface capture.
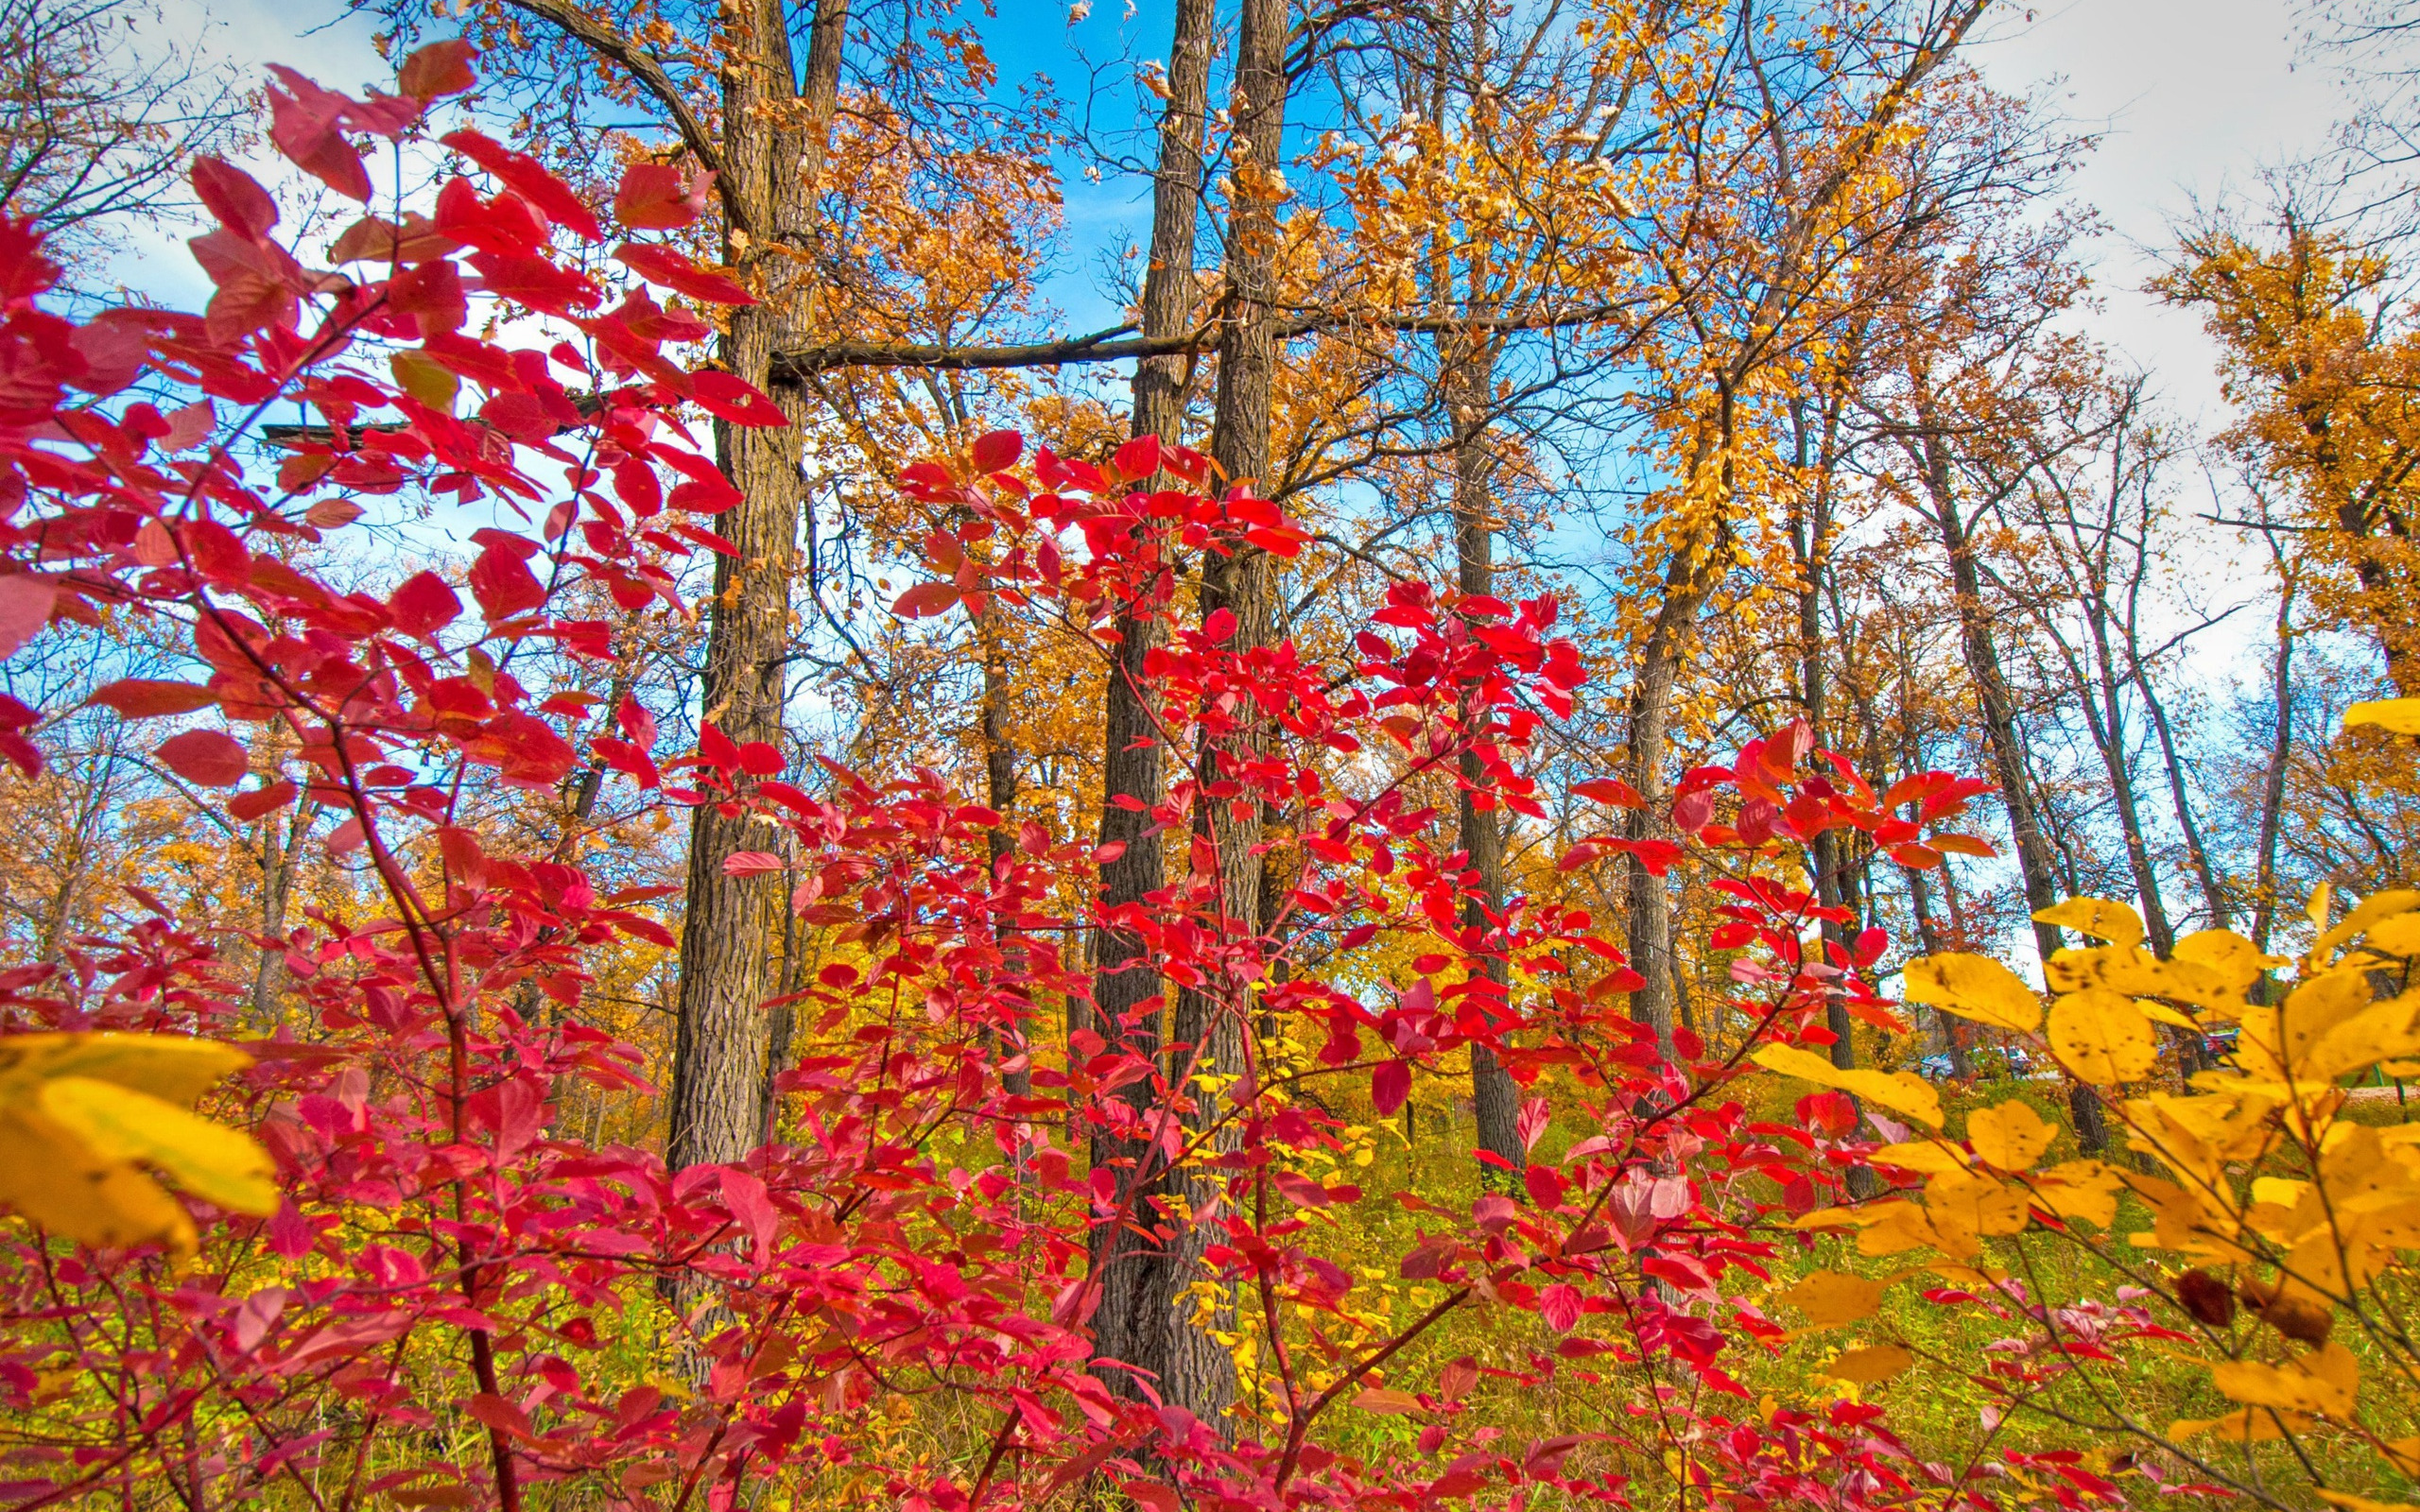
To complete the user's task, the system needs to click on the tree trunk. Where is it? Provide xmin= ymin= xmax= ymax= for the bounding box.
xmin=1913 ymin=420 xmax=2105 ymax=1150
xmin=665 ymin=0 xmax=843 ymax=1175
xmin=1448 ymin=336 xmax=1523 ymax=1179
xmin=2251 ymin=548 xmax=2300 ymax=956
xmin=1115 ymin=0 xmax=1293 ymax=1428
xmin=1086 ymin=0 xmax=1218 ymax=1406
xmin=1788 ymin=398 xmax=1883 ymax=1192
xmin=1621 ymin=545 xmax=1712 ymax=1068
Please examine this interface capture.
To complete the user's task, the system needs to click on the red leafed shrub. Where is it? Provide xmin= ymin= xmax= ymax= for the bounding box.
xmin=0 ymin=40 xmax=2079 ymax=1512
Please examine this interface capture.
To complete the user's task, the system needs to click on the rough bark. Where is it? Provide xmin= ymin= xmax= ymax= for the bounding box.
xmin=1449 ymin=337 xmax=1523 ymax=1179
xmin=666 ymin=0 xmax=846 ymax=1174
xmin=1788 ymin=398 xmax=1880 ymax=1194
xmin=1086 ymin=0 xmax=1217 ymax=1403
xmin=1115 ymin=0 xmax=1293 ymax=1428
xmin=1622 ymin=530 xmax=1716 ymax=1068
xmin=249 ymin=800 xmax=315 ymax=1023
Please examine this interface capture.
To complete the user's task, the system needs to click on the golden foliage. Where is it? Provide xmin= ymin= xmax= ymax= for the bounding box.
xmin=0 ymin=1033 xmax=272 ymax=1253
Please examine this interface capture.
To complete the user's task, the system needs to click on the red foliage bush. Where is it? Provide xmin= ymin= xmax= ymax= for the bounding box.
xmin=0 ymin=43 xmax=2048 ymax=1512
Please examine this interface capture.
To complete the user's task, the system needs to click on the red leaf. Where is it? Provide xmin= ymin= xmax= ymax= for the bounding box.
xmin=1538 ymin=1281 xmax=1582 ymax=1332
xmin=1671 ymin=789 xmax=1714 ymax=833
xmin=228 ymin=779 xmax=299 ymax=822
xmin=614 ymin=163 xmax=702 ymax=230
xmin=722 ymin=851 xmax=785 ymax=877
xmin=613 ymin=243 xmax=752 ymax=304
xmin=1125 ymin=1484 xmax=1181 ymax=1512
xmin=1372 ymin=1059 xmax=1410 ymax=1116
xmin=1573 ymin=778 xmax=1644 ymax=807
xmin=971 ymin=430 xmax=1022 ymax=472
xmin=891 ymin=581 xmax=961 ymax=618
xmin=265 ymin=67 xmax=372 ymax=201
xmin=1272 ymin=1171 xmax=1332 ymax=1208
xmin=389 ymin=571 xmax=462 ymax=640
xmin=88 ymin=680 xmax=216 ymax=719
xmin=441 ymin=130 xmax=602 ymax=241
xmin=690 ymin=369 xmax=787 ymax=427
xmin=398 ymin=40 xmax=476 ymax=100
xmin=1112 ymin=433 xmax=1160 ymax=481
xmin=191 ymin=158 xmax=278 ymax=240
xmin=0 ymin=575 xmax=56 ymax=657
xmin=157 ymin=730 xmax=250 ymax=787
xmin=468 ymin=544 xmax=545 ymax=621
xmin=1928 ymin=833 xmax=1998 ymax=858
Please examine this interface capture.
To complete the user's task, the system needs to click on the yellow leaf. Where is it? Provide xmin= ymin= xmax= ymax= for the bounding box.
xmin=2208 ymin=1342 xmax=2358 ymax=1418
xmin=1352 ymin=1388 xmax=1421 ymax=1416
xmin=1779 ymin=1270 xmax=1888 ymax=1328
xmin=1748 ymin=1043 xmax=1943 ymax=1128
xmin=1926 ymin=1168 xmax=2031 ymax=1236
xmin=2315 ymin=888 xmax=2420 ymax=956
xmin=2031 ymin=1160 xmax=2123 ymax=1228
xmin=2317 ymin=1493 xmax=2420 ymax=1512
xmin=389 ymin=350 xmax=459 ymax=412
xmin=2368 ymin=913 xmax=2420 ymax=957
xmin=1824 ymin=1345 xmax=1912 ymax=1383
xmin=1791 ymin=1207 xmax=1866 ymax=1230
xmin=0 ymin=1106 xmax=195 ymax=1252
xmin=1966 ymin=1100 xmax=2056 ymax=1172
xmin=1902 ymin=954 xmax=2041 ymax=1033
xmin=1858 ymin=1200 xmax=1973 ymax=1259
xmin=2344 ymin=696 xmax=2420 ymax=735
xmin=2307 ymin=992 xmax=2420 ymax=1081
xmin=2170 ymin=930 xmax=2278 ymax=1002
xmin=2033 ymin=898 xmax=2144 ymax=948
xmin=2386 ymin=1435 xmax=2420 ymax=1477
xmin=2135 ymin=998 xmax=2202 ymax=1032
xmin=2048 ymin=989 xmax=2159 ymax=1084
xmin=0 ymin=1033 xmax=263 ymax=1254
xmin=1872 ymin=1141 xmax=1967 ymax=1175
xmin=2169 ymin=1407 xmax=2308 ymax=1442
xmin=39 ymin=1077 xmax=275 ymax=1216
xmin=2047 ymin=947 xmax=2234 ymax=1011
xmin=0 ymin=1033 xmax=251 ymax=1107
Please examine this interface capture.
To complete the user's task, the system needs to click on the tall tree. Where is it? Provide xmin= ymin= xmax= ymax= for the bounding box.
xmin=1087 ymin=0 xmax=1218 ymax=1404
xmin=664 ymin=0 xmax=849 ymax=1175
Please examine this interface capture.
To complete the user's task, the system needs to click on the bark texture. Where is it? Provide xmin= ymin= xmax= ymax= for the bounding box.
xmin=1106 ymin=0 xmax=1292 ymax=1428
xmin=1087 ymin=0 xmax=1218 ymax=1406
xmin=1448 ymin=337 xmax=1523 ymax=1177
xmin=666 ymin=0 xmax=848 ymax=1173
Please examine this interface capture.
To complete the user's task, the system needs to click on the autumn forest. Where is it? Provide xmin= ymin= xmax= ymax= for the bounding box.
xmin=0 ymin=0 xmax=2418 ymax=1509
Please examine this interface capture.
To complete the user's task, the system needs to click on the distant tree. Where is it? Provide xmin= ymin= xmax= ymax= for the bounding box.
xmin=0 ymin=0 xmax=248 ymax=275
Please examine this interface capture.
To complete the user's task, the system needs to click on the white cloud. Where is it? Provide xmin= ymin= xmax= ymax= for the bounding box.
xmin=1971 ymin=0 xmax=2345 ymax=429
